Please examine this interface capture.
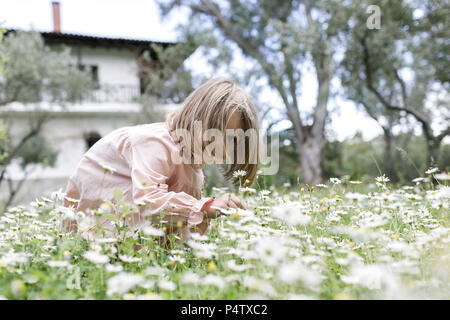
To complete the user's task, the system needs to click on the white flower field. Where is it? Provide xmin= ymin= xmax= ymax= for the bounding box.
xmin=0 ymin=172 xmax=449 ymax=300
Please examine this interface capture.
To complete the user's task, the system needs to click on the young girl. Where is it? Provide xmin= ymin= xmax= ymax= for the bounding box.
xmin=63 ymin=77 xmax=259 ymax=243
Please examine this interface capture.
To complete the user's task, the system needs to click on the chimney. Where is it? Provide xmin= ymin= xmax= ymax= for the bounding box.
xmin=52 ymin=1 xmax=61 ymax=33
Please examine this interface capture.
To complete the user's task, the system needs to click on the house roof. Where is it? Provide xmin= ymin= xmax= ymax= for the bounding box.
xmin=5 ymin=29 xmax=176 ymax=51
xmin=40 ymin=31 xmax=176 ymax=50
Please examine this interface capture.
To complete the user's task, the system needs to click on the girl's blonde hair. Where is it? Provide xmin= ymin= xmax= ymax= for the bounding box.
xmin=166 ymin=77 xmax=259 ymax=185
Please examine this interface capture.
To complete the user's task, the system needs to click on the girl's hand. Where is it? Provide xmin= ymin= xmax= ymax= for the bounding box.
xmin=203 ymin=193 xmax=246 ymax=218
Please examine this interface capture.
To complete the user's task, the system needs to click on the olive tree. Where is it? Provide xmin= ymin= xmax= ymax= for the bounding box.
xmin=157 ymin=0 xmax=354 ymax=184
xmin=341 ymin=0 xmax=449 ymax=167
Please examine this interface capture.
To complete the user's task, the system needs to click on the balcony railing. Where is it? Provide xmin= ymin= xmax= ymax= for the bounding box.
xmin=86 ymin=84 xmax=141 ymax=103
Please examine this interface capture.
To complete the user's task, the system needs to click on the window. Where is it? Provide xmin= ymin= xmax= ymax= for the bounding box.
xmin=84 ymin=131 xmax=102 ymax=150
xmin=78 ymin=64 xmax=100 ymax=89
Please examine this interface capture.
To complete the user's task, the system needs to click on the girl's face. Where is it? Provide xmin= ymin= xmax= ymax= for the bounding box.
xmin=226 ymin=110 xmax=244 ymax=131
xmin=200 ymin=110 xmax=244 ymax=164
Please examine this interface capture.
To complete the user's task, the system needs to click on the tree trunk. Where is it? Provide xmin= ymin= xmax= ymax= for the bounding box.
xmin=298 ymin=44 xmax=330 ymax=186
xmin=299 ymin=132 xmax=324 ymax=185
xmin=426 ymin=138 xmax=440 ymax=167
xmin=382 ymin=127 xmax=395 ymax=180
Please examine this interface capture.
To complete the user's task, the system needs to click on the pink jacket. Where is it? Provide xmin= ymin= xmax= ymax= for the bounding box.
xmin=63 ymin=122 xmax=214 ymax=241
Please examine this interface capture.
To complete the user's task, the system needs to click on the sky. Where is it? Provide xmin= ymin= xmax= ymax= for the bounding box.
xmin=0 ymin=0 xmax=384 ymax=141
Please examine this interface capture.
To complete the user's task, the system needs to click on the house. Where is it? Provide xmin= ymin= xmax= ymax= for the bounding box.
xmin=0 ymin=2 xmax=187 ymax=206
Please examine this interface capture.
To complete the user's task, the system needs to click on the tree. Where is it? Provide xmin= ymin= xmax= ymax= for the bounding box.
xmin=0 ymin=27 xmax=8 ymax=166
xmin=141 ymin=39 xmax=198 ymax=105
xmin=341 ymin=0 xmax=449 ymax=168
xmin=0 ymin=30 xmax=92 ymax=210
xmin=340 ymin=60 xmax=409 ymax=180
xmin=157 ymin=0 xmax=352 ymax=185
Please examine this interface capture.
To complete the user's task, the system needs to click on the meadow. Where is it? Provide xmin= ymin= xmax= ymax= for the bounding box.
xmin=0 ymin=170 xmax=449 ymax=300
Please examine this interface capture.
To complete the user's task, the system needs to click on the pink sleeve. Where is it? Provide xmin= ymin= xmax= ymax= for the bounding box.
xmin=124 ymin=138 xmax=213 ymax=232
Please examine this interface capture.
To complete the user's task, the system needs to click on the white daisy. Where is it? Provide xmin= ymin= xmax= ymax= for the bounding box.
xmin=83 ymin=251 xmax=109 ymax=264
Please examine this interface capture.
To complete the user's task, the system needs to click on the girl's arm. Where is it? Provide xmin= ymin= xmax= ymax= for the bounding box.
xmin=124 ymin=138 xmax=214 ymax=234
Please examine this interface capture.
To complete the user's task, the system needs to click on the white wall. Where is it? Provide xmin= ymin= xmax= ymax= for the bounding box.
xmin=76 ymin=46 xmax=140 ymax=87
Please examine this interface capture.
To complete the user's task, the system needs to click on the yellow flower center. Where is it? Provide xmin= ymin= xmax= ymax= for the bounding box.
xmin=207 ymin=261 xmax=216 ymax=272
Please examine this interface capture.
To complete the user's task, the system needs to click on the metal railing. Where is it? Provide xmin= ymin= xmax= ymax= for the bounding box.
xmin=86 ymin=84 xmax=141 ymax=103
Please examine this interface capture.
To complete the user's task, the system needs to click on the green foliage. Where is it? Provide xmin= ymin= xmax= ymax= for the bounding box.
xmin=250 ymin=128 xmax=449 ymax=189
xmin=439 ymin=144 xmax=450 ymax=172
xmin=0 ymin=27 xmax=7 ymax=76
xmin=340 ymin=0 xmax=449 ymax=167
xmin=323 ymin=140 xmax=343 ymax=179
xmin=340 ymin=134 xmax=382 ymax=180
xmin=132 ymin=38 xmax=198 ymax=124
xmin=0 ymin=30 xmax=92 ymax=105
xmin=0 ymin=27 xmax=8 ymax=164
xmin=142 ymin=40 xmax=197 ymax=104
xmin=132 ymin=94 xmax=165 ymax=125
xmin=15 ymin=135 xmax=58 ymax=169
xmin=203 ymin=164 xmax=233 ymax=195
xmin=322 ymin=133 xmax=449 ymax=184
xmin=0 ymin=121 xmax=7 ymax=163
